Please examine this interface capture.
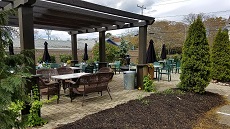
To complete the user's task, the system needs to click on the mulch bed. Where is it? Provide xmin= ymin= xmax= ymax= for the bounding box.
xmin=56 ymin=90 xmax=228 ymax=129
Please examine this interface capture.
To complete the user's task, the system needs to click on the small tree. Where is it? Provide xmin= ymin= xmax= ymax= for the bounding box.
xmin=178 ymin=16 xmax=211 ymax=93
xmin=92 ymin=42 xmax=119 ymax=62
xmin=211 ymin=29 xmax=230 ymax=82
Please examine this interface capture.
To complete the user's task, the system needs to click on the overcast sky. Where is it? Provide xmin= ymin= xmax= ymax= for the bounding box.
xmin=39 ymin=0 xmax=230 ymax=40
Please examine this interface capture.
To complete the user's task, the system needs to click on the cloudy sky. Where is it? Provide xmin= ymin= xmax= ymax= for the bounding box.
xmin=40 ymin=0 xmax=230 ymax=40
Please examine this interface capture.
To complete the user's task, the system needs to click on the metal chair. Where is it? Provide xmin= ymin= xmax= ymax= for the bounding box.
xmin=175 ymin=61 xmax=181 ymax=74
xmin=114 ymin=61 xmax=121 ymax=74
xmin=158 ymin=64 xmax=171 ymax=82
xmin=50 ymin=63 xmax=60 ymax=69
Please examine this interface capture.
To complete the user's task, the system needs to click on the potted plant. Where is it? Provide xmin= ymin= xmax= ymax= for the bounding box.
xmin=147 ymin=63 xmax=154 ymax=80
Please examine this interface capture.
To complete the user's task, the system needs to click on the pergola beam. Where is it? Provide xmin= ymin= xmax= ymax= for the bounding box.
xmin=34 ymin=1 xmax=138 ymax=24
xmin=1 ymin=0 xmax=36 ymax=10
xmin=33 ymin=7 xmax=119 ymax=26
xmin=49 ymin=0 xmax=154 ymax=21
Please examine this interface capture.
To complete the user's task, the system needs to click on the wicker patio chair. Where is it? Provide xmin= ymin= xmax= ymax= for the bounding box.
xmin=56 ymin=67 xmax=74 ymax=75
xmin=97 ymin=67 xmax=113 ymax=73
xmin=69 ymin=72 xmax=114 ymax=106
xmin=39 ymin=77 xmax=60 ymax=103
xmin=36 ymin=68 xmax=57 ymax=82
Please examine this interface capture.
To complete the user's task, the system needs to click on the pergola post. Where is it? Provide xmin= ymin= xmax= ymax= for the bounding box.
xmin=137 ymin=25 xmax=148 ymax=89
xmin=70 ymin=32 xmax=78 ymax=61
xmin=18 ymin=5 xmax=35 ymax=74
xmin=138 ymin=25 xmax=147 ymax=64
xmin=18 ymin=5 xmax=37 ymax=116
xmin=98 ymin=31 xmax=107 ymax=69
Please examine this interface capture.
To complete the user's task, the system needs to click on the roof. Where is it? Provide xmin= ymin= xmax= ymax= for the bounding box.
xmin=0 ymin=0 xmax=155 ymax=34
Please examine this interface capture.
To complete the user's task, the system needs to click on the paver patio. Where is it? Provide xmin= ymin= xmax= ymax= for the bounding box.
xmin=37 ymin=72 xmax=230 ymax=129
xmin=38 ymin=73 xmax=180 ymax=129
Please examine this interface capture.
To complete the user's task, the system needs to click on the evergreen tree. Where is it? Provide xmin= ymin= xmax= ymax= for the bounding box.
xmin=211 ymin=29 xmax=230 ymax=82
xmin=178 ymin=16 xmax=211 ymax=93
xmin=0 ymin=10 xmax=33 ymax=128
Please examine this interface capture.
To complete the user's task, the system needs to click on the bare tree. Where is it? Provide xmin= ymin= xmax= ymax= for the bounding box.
xmin=148 ymin=20 xmax=187 ymax=54
xmin=34 ymin=29 xmax=42 ymax=39
xmin=183 ymin=13 xmax=208 ymax=24
xmin=45 ymin=29 xmax=52 ymax=40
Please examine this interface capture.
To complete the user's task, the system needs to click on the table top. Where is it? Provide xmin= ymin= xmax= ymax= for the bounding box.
xmin=154 ymin=65 xmax=162 ymax=68
xmin=109 ymin=63 xmax=116 ymax=65
xmin=51 ymin=73 xmax=89 ymax=80
xmin=120 ymin=66 xmax=136 ymax=71
xmin=69 ymin=67 xmax=82 ymax=70
xmin=158 ymin=60 xmax=166 ymax=63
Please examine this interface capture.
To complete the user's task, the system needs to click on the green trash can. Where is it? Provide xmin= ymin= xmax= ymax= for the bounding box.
xmin=123 ymin=71 xmax=136 ymax=90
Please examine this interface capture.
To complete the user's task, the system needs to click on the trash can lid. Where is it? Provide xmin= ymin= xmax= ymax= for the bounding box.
xmin=123 ymin=71 xmax=136 ymax=74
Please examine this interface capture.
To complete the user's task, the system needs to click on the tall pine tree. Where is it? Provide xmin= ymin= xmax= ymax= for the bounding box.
xmin=211 ymin=29 xmax=230 ymax=82
xmin=178 ymin=16 xmax=211 ymax=93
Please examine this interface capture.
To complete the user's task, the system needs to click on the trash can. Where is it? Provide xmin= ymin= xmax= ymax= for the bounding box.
xmin=123 ymin=71 xmax=136 ymax=90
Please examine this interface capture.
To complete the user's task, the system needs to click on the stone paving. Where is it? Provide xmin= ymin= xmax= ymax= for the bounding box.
xmin=36 ymin=72 xmax=230 ymax=129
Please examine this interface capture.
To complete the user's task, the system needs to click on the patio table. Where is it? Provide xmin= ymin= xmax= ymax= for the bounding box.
xmin=69 ymin=67 xmax=82 ymax=73
xmin=51 ymin=73 xmax=89 ymax=80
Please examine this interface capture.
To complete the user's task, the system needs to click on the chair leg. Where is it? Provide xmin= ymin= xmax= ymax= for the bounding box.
xmin=113 ymin=68 xmax=116 ymax=75
xmin=107 ymin=87 xmax=111 ymax=92
xmin=70 ymin=87 xmax=73 ymax=102
xmin=82 ymin=93 xmax=85 ymax=106
xmin=168 ymin=74 xmax=170 ymax=82
xmin=158 ymin=72 xmax=160 ymax=81
xmin=107 ymin=88 xmax=112 ymax=100
xmin=101 ymin=91 xmax=102 ymax=96
xmin=57 ymin=85 xmax=60 ymax=104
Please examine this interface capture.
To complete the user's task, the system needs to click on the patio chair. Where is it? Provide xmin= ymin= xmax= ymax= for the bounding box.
xmin=39 ymin=77 xmax=60 ymax=103
xmin=85 ymin=65 xmax=94 ymax=73
xmin=57 ymin=66 xmax=74 ymax=75
xmin=154 ymin=62 xmax=160 ymax=79
xmin=113 ymin=61 xmax=121 ymax=74
xmin=57 ymin=67 xmax=74 ymax=92
xmin=70 ymin=60 xmax=78 ymax=67
xmin=69 ymin=72 xmax=114 ymax=106
xmin=97 ymin=67 xmax=113 ymax=73
xmin=36 ymin=68 xmax=57 ymax=82
xmin=158 ymin=64 xmax=171 ymax=82
xmin=92 ymin=62 xmax=98 ymax=73
xmin=166 ymin=59 xmax=176 ymax=73
xmin=175 ymin=61 xmax=181 ymax=74
xmin=50 ymin=63 xmax=60 ymax=69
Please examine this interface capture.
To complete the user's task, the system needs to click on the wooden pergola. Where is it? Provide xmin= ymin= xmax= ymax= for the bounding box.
xmin=0 ymin=0 xmax=155 ymax=87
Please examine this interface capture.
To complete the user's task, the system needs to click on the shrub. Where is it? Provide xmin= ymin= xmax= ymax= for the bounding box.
xmin=50 ymin=55 xmax=56 ymax=63
xmin=143 ymin=74 xmax=156 ymax=92
xmin=211 ymin=29 xmax=230 ymax=82
xmin=60 ymin=54 xmax=72 ymax=63
xmin=178 ymin=16 xmax=211 ymax=93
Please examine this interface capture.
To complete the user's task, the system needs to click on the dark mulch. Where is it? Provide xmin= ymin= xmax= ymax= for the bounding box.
xmin=56 ymin=90 xmax=228 ymax=129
